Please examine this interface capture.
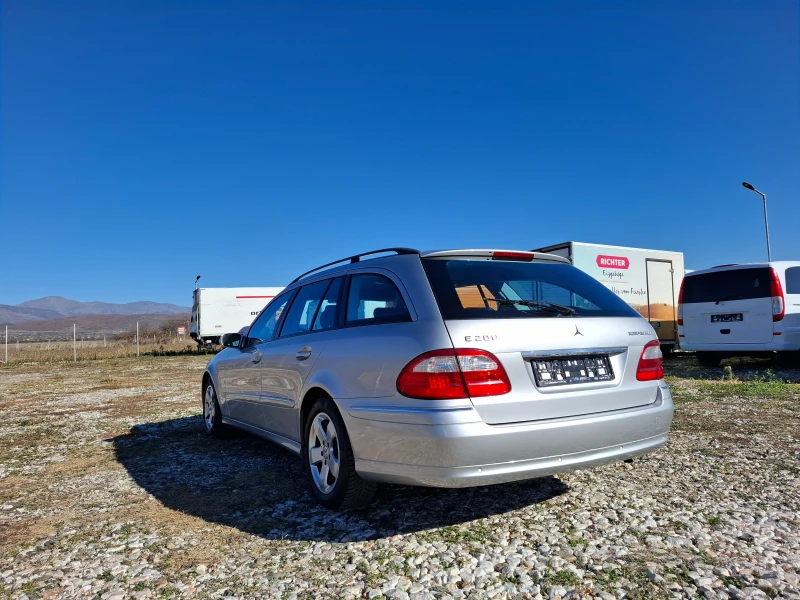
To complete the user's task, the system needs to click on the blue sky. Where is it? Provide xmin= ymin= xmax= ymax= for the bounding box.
xmin=1 ymin=0 xmax=798 ymax=307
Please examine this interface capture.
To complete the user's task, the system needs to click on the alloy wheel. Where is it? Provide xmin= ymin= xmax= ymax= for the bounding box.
xmin=308 ymin=412 xmax=340 ymax=494
xmin=203 ymin=385 xmax=216 ymax=432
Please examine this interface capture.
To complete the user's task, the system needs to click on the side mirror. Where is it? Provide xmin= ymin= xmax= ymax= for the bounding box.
xmin=221 ymin=333 xmax=242 ymax=348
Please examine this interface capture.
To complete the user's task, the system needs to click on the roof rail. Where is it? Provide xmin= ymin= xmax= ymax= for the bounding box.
xmin=712 ymin=263 xmax=739 ymax=268
xmin=290 ymin=248 xmax=420 ymax=284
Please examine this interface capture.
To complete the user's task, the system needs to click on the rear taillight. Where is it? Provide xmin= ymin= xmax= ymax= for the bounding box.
xmin=770 ymin=268 xmax=784 ymax=322
xmin=677 ymin=279 xmax=685 ymax=326
xmin=457 ymin=350 xmax=512 ymax=397
xmin=636 ymin=340 xmax=664 ymax=381
xmin=396 ymin=350 xmax=466 ymax=399
xmin=397 ymin=349 xmax=511 ymax=400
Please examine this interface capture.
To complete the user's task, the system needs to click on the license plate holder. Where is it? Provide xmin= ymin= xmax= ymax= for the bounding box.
xmin=531 ymin=355 xmax=614 ymax=387
xmin=711 ymin=313 xmax=743 ymax=323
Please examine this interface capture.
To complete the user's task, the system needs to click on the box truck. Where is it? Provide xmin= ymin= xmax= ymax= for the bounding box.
xmin=190 ymin=287 xmax=283 ymax=347
xmin=532 ymin=242 xmax=685 ymax=352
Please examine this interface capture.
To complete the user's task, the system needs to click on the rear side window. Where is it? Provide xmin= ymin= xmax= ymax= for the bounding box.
xmin=785 ymin=267 xmax=800 ymax=294
xmin=346 ymin=274 xmax=410 ymax=325
xmin=682 ymin=268 xmax=771 ymax=304
xmin=312 ymin=278 xmax=343 ymax=331
xmin=422 ymin=259 xmax=638 ymax=320
xmin=280 ymin=280 xmax=331 ymax=337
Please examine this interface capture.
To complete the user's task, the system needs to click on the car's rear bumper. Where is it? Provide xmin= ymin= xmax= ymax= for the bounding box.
xmin=339 ymin=384 xmax=673 ymax=488
xmin=679 ymin=328 xmax=800 ymax=353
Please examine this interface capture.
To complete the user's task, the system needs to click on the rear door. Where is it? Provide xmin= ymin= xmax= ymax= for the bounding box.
xmin=443 ymin=317 xmax=658 ymax=424
xmin=304 ymin=268 xmax=442 ymax=401
xmin=682 ymin=268 xmax=773 ymax=345
xmin=645 ymin=259 xmax=676 ymax=343
xmin=422 ymin=257 xmax=659 ymax=425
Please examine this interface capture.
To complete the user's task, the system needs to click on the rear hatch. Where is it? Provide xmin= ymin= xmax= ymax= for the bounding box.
xmin=421 ymin=253 xmax=661 ymax=425
xmin=681 ymin=268 xmax=774 ymax=345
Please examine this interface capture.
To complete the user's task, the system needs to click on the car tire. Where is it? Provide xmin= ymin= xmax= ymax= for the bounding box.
xmin=304 ymin=398 xmax=377 ymax=510
xmin=696 ymin=352 xmax=721 ymax=368
xmin=202 ymin=380 xmax=225 ymax=437
xmin=660 ymin=344 xmax=673 ymax=358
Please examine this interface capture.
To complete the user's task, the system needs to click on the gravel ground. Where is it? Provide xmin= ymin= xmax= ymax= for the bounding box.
xmin=0 ymin=354 xmax=798 ymax=600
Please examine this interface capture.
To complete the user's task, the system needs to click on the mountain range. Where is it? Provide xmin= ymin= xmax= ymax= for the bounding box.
xmin=0 ymin=296 xmax=190 ymax=326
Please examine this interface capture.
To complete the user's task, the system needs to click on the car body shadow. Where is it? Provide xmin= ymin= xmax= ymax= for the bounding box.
xmin=110 ymin=416 xmax=569 ymax=542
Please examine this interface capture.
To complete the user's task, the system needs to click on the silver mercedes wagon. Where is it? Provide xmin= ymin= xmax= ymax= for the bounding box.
xmin=202 ymin=248 xmax=673 ymax=509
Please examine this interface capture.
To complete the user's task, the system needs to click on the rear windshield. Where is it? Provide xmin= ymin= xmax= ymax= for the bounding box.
xmin=682 ymin=268 xmax=771 ymax=304
xmin=422 ymin=259 xmax=639 ymax=320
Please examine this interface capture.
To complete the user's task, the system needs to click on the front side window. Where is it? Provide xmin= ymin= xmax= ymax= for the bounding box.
xmin=422 ymin=259 xmax=637 ymax=320
xmin=280 ymin=280 xmax=332 ymax=337
xmin=785 ymin=267 xmax=800 ymax=295
xmin=682 ymin=268 xmax=772 ymax=304
xmin=245 ymin=293 xmax=293 ymax=347
xmin=346 ymin=274 xmax=410 ymax=325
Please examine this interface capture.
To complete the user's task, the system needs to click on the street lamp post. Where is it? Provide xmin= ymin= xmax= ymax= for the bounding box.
xmin=742 ymin=182 xmax=771 ymax=262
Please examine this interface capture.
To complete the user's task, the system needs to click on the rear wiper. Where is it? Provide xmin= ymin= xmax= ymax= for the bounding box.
xmin=715 ymin=295 xmax=745 ymax=305
xmin=493 ymin=298 xmax=578 ymax=316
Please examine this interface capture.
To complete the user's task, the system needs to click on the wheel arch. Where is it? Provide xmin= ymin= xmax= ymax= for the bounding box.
xmin=299 ymin=385 xmax=336 ymax=447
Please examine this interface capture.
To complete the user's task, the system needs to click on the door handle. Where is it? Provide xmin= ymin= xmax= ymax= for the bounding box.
xmin=296 ymin=346 xmax=312 ymax=361
xmin=252 ymin=351 xmax=262 ymax=364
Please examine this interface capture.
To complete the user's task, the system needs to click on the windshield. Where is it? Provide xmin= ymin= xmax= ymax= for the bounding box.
xmin=422 ymin=259 xmax=639 ymax=320
xmin=682 ymin=268 xmax=771 ymax=304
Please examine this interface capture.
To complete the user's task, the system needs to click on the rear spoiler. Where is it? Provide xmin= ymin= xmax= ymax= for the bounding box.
xmin=420 ymin=249 xmax=570 ymax=265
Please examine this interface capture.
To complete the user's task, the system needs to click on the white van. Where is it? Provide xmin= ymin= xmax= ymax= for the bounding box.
xmin=678 ymin=262 xmax=800 ymax=366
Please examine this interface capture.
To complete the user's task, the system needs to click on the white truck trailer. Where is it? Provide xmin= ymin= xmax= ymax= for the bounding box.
xmin=532 ymin=242 xmax=685 ymax=352
xmin=190 ymin=287 xmax=283 ymax=347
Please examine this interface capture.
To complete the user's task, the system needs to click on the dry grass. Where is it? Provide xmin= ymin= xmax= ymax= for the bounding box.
xmin=0 ymin=340 xmax=213 ymax=365
xmin=0 ymin=356 xmax=207 ymax=554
